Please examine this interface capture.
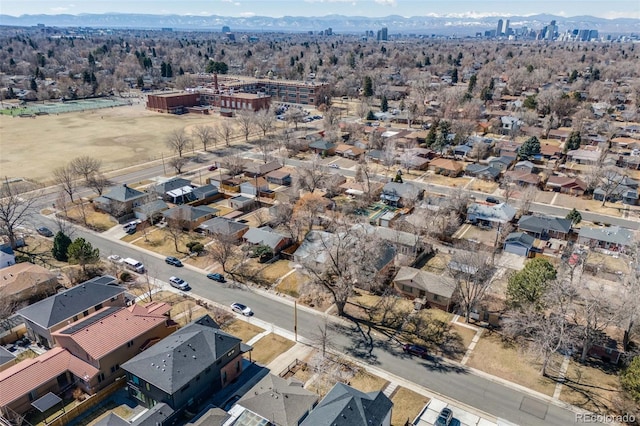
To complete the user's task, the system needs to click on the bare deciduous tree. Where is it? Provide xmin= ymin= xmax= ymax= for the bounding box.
xmin=255 ymin=107 xmax=276 ymax=137
xmin=86 ymin=173 xmax=110 ymax=196
xmin=447 ymin=246 xmax=494 ymax=323
xmin=208 ymin=233 xmax=242 ymax=281
xmin=235 ymin=109 xmax=256 ymax=142
xmin=193 ymin=125 xmax=216 ymax=151
xmin=166 ymin=128 xmax=191 ymax=158
xmin=0 ymin=180 xmax=38 ymax=249
xmin=215 ymin=120 xmax=235 ymax=147
xmin=168 ymin=157 xmax=189 ymax=174
xmin=53 ymin=164 xmax=78 ymax=203
xmin=70 ymin=156 xmax=102 ymax=182
xmin=297 ymin=154 xmax=327 ymax=194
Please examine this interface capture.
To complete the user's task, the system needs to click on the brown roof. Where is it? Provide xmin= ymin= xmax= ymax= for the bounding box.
xmin=540 ymin=143 xmax=562 ymax=156
xmin=51 ymin=304 xmax=170 ymax=360
xmin=0 ymin=263 xmax=58 ymax=297
xmin=0 ymin=347 xmax=98 ymax=406
xmin=429 ymin=157 xmax=462 ymax=172
xmin=335 ymin=144 xmax=365 ymax=156
xmin=505 ymin=170 xmax=540 ymax=184
xmin=266 ymin=170 xmax=291 ymax=179
xmin=546 ymin=176 xmax=587 ymax=190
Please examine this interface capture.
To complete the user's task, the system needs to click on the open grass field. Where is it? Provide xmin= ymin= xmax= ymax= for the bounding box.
xmin=0 ymin=99 xmax=241 ymax=184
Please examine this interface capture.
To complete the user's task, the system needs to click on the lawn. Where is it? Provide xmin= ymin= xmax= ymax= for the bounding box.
xmin=170 ymin=300 xmax=205 ymax=325
xmin=391 ymin=387 xmax=430 ymax=426
xmin=63 ymin=204 xmax=116 ymax=232
xmin=132 ymin=228 xmax=189 ymax=257
xmin=275 ymin=270 xmax=304 ymax=297
xmin=421 ymin=253 xmax=452 ymax=274
xmin=466 ymin=332 xmax=557 ymax=396
xmin=427 ymin=174 xmax=472 ymax=188
xmin=221 ymin=319 xmax=264 ymax=343
xmin=249 ymin=333 xmax=296 ymax=365
xmin=451 ymin=325 xmax=477 ymax=351
xmin=468 ymin=179 xmax=499 ymax=194
xmin=559 ymin=361 xmax=621 ymax=414
xmin=259 ymin=260 xmax=293 ymax=283
xmin=348 ymin=369 xmax=388 ymax=393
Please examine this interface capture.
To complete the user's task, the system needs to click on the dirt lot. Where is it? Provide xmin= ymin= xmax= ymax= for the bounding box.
xmin=0 ymin=100 xmax=243 ymax=184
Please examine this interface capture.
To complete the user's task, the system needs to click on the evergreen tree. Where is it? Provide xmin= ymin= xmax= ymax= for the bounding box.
xmin=67 ymin=238 xmax=100 ymax=274
xmin=380 ymin=95 xmax=388 ymax=112
xmin=451 ymin=68 xmax=458 ymax=84
xmin=363 ymin=76 xmax=373 ymax=97
xmin=366 ymin=110 xmax=376 ymax=121
xmin=52 ymin=231 xmax=72 ymax=262
xmin=467 ymin=74 xmax=477 ymax=92
xmin=566 ymin=208 xmax=582 ymax=225
xmin=160 ymin=61 xmax=167 ymax=77
xmin=519 ymin=136 xmax=541 ymax=159
xmin=565 ymin=131 xmax=581 ymax=151
xmin=166 ymin=63 xmax=173 ymax=78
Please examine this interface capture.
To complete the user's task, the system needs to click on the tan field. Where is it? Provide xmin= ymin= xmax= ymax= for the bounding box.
xmin=0 ymin=100 xmax=240 ymax=184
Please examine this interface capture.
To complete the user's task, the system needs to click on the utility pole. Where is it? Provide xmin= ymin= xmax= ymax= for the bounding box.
xmin=294 ymin=301 xmax=298 ymax=342
xmin=161 ymin=152 xmax=166 ymax=175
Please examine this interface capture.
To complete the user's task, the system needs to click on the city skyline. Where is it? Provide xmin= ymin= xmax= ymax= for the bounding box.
xmin=2 ymin=0 xmax=639 ymax=20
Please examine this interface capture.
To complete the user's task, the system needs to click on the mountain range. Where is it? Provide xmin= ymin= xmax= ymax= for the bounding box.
xmin=1 ymin=13 xmax=639 ymax=35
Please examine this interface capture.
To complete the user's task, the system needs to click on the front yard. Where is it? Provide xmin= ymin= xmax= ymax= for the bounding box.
xmin=559 ymin=361 xmax=621 ymax=414
xmin=249 ymin=333 xmax=296 ymax=365
xmin=391 ymin=387 xmax=430 ymax=426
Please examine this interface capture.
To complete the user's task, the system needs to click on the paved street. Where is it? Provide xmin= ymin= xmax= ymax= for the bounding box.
xmin=33 ymin=215 xmax=594 ymax=426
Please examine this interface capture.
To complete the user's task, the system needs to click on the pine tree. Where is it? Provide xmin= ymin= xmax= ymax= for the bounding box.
xmin=380 ymin=95 xmax=388 ymax=112
xmin=52 ymin=231 xmax=72 ymax=262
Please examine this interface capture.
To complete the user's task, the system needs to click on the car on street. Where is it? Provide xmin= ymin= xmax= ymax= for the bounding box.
xmin=208 ymin=165 xmax=218 ymax=171
xmin=485 ymin=197 xmax=499 ymax=204
xmin=165 ymin=256 xmax=183 ymax=267
xmin=402 ymin=343 xmax=429 ymax=359
xmin=36 ymin=227 xmax=54 ymax=237
xmin=231 ymin=302 xmax=252 ymax=316
xmin=435 ymin=407 xmax=453 ymax=426
xmin=107 ymin=254 xmax=122 ymax=264
xmin=206 ymin=273 xmax=226 ymax=283
xmin=169 ymin=276 xmax=190 ymax=290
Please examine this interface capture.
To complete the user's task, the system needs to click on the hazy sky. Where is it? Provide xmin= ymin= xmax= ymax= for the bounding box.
xmin=2 ymin=0 xmax=639 ymax=19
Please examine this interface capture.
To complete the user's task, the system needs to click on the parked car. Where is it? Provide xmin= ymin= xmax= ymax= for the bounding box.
xmin=435 ymin=408 xmax=453 ymax=426
xmin=107 ymin=254 xmax=122 ymax=264
xmin=165 ymin=256 xmax=183 ymax=267
xmin=208 ymin=165 xmax=218 ymax=171
xmin=169 ymin=276 xmax=190 ymax=291
xmin=402 ymin=344 xmax=429 ymax=359
xmin=231 ymin=302 xmax=252 ymax=316
xmin=485 ymin=197 xmax=499 ymax=204
xmin=36 ymin=227 xmax=53 ymax=237
xmin=206 ymin=273 xmax=226 ymax=283
xmin=329 ymin=164 xmax=340 ymax=169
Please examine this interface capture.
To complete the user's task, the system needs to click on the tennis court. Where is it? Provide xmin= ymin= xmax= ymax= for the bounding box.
xmin=1 ymin=97 xmax=131 ymax=116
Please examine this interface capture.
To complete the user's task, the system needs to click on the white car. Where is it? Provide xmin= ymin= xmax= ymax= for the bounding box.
xmin=107 ymin=254 xmax=122 ymax=264
xmin=169 ymin=276 xmax=190 ymax=291
xmin=231 ymin=303 xmax=252 ymax=316
xmin=329 ymin=164 xmax=340 ymax=169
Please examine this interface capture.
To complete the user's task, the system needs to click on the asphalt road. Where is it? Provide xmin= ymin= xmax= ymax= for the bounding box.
xmin=33 ymin=216 xmax=591 ymax=426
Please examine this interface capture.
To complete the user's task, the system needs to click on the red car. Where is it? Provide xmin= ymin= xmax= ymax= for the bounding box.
xmin=208 ymin=165 xmax=218 ymax=171
xmin=402 ymin=344 xmax=429 ymax=359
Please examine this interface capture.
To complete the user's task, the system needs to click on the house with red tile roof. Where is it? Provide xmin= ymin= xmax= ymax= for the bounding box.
xmin=0 ymin=347 xmax=99 ymax=418
xmin=0 ymin=303 xmax=176 ymax=418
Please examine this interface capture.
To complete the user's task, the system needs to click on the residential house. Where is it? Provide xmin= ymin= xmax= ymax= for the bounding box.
xmin=228 ymin=374 xmax=319 ymax=426
xmin=0 ymin=263 xmax=58 ymax=305
xmin=401 ymin=154 xmax=430 ymax=171
xmin=339 ymin=180 xmax=384 ymax=198
xmin=151 ymin=178 xmax=194 ymax=203
xmin=466 ymin=202 xmax=516 ymax=228
xmin=229 ymin=194 xmax=257 ymax=212
xmin=355 ymin=224 xmax=425 ymax=261
xmin=465 ymin=164 xmax=501 ymax=181
xmin=547 ymin=128 xmax=571 ymax=142
xmin=0 ymin=347 xmax=99 ymax=418
xmin=197 ymin=217 xmax=249 ymax=241
xmin=503 ymin=232 xmax=536 ymax=257
xmin=16 ymin=276 xmax=125 ymax=348
xmin=300 ymin=382 xmax=392 ymax=426
xmin=452 ymin=144 xmax=472 ymax=159
xmin=514 ymin=160 xmax=536 ymax=173
xmin=566 ymin=147 xmax=602 ymax=165
xmin=504 ymin=170 xmax=540 ymax=186
xmin=518 ymin=215 xmax=572 ymax=240
xmin=429 ymin=158 xmax=462 ymax=177
xmin=545 ymin=176 xmax=587 ymax=196
xmin=51 ymin=303 xmax=177 ymax=390
xmin=134 ymin=200 xmax=169 ymax=223
xmin=500 ymin=116 xmax=523 ymax=135
xmin=335 ymin=144 xmax=365 ymax=160
xmin=163 ymin=205 xmax=218 ymax=231
xmin=266 ymin=170 xmax=292 ymax=186
xmin=577 ymin=226 xmax=634 ymax=254
xmin=593 ymin=175 xmax=639 ymax=205
xmin=94 ymin=184 xmax=149 ymax=216
xmin=380 ymin=182 xmax=424 ymax=207
xmin=393 ymin=266 xmax=455 ymax=311
xmin=187 ymin=406 xmax=229 ymax=425
xmin=366 ymin=149 xmax=385 ymax=163
xmin=239 ymin=178 xmax=269 ymax=196
xmin=244 ymin=160 xmax=282 ymax=178
xmin=539 ymin=143 xmax=562 ymax=159
xmin=191 ymin=184 xmax=221 ymax=202
xmin=488 ymin=156 xmax=516 ymax=171
xmin=242 ymin=226 xmax=291 ymax=254
xmin=308 ymin=140 xmax=336 ymax=156
xmin=122 ymin=315 xmax=251 ymax=411
xmin=497 ymin=141 xmax=522 ymax=158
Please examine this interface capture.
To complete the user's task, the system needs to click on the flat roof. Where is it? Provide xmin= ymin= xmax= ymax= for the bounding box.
xmin=32 ymin=392 xmax=62 ymax=413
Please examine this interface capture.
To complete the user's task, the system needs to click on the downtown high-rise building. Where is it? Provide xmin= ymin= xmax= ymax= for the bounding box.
xmin=496 ymin=19 xmax=504 ymax=36
xmin=377 ymin=27 xmax=388 ymax=41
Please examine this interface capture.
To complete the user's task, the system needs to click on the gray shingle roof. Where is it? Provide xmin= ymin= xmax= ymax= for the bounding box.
xmin=238 ymin=374 xmax=318 ymax=426
xmin=467 ymin=202 xmax=516 ymax=223
xmin=243 ymin=226 xmax=288 ymax=250
xmin=133 ymin=402 xmax=175 ymax=426
xmin=163 ymin=205 xmax=218 ymax=222
xmin=188 ymin=406 xmax=230 ymax=426
xmin=102 ymin=184 xmax=146 ymax=202
xmin=381 ymin=182 xmax=422 ymax=198
xmin=121 ymin=315 xmax=241 ymax=394
xmin=578 ymin=226 xmax=634 ymax=246
xmin=198 ymin=217 xmax=249 ymax=236
xmin=191 ymin=184 xmax=219 ymax=199
xmin=152 ymin=178 xmax=193 ymax=194
xmin=518 ymin=215 xmax=572 ymax=235
xmin=393 ymin=266 xmax=455 ymax=299
xmin=16 ymin=276 xmax=122 ymax=329
xmin=93 ymin=413 xmax=129 ymax=426
xmin=0 ymin=346 xmax=16 ymax=367
xmin=301 ymin=382 xmax=393 ymax=426
xmin=504 ymin=232 xmax=535 ymax=248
